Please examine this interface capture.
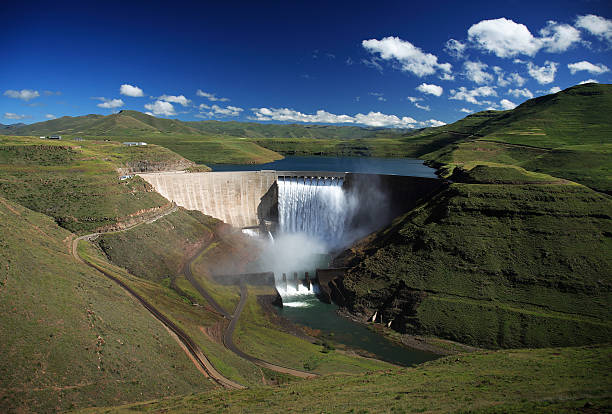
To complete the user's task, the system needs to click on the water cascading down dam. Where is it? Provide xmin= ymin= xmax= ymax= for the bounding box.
xmin=139 ymin=170 xmax=445 ymax=303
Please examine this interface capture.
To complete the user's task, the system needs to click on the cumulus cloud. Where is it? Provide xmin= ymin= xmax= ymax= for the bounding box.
xmin=567 ymin=61 xmax=610 ymax=75
xmin=416 ymin=83 xmax=443 ymax=96
xmin=449 ymin=86 xmax=497 ymax=105
xmin=362 ymin=36 xmax=452 ymax=77
xmin=96 ymin=97 xmax=124 ymax=109
xmin=251 ymin=107 xmax=420 ymax=128
xmin=196 ymin=89 xmax=230 ymax=102
xmin=579 ymin=79 xmax=599 ymax=85
xmin=468 ymin=18 xmax=541 ymax=58
xmin=527 ymin=61 xmax=558 ymax=84
xmin=468 ymin=17 xmax=581 ymax=58
xmin=539 ymin=21 xmax=581 ymax=52
xmin=507 ymin=88 xmax=534 ymax=99
xmin=199 ymin=105 xmax=244 ymax=118
xmin=45 ymin=114 xmax=56 ymax=119
xmin=144 ymin=100 xmax=176 ymax=116
xmin=575 ymin=14 xmax=612 ymax=44
xmin=4 ymin=112 xmax=28 ymax=120
xmin=159 ymin=94 xmax=192 ymax=106
xmin=424 ymin=119 xmax=446 ymax=127
xmin=406 ymin=96 xmax=423 ymax=103
xmin=444 ymin=39 xmax=466 ymax=58
xmin=415 ymin=103 xmax=430 ymax=111
xmin=119 ymin=84 xmax=144 ymax=97
xmin=549 ymin=86 xmax=562 ymax=93
xmin=500 ymin=98 xmax=517 ymax=110
xmin=460 ymin=108 xmax=474 ymax=114
xmin=493 ymin=66 xmax=526 ymax=87
xmin=464 ymin=61 xmax=493 ymax=84
xmin=4 ymin=89 xmax=40 ymax=101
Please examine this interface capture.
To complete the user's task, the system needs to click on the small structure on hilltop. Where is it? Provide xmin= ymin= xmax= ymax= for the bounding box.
xmin=119 ymin=174 xmax=134 ymax=180
xmin=122 ymin=141 xmax=147 ymax=146
xmin=73 ymin=137 xmax=83 ymax=141
xmin=49 ymin=135 xmax=62 ymax=140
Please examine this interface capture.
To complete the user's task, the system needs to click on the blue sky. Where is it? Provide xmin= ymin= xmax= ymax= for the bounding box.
xmin=1 ymin=0 xmax=611 ymax=127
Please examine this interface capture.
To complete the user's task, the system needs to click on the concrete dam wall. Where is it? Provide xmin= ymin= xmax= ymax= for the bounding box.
xmin=139 ymin=170 xmax=444 ymax=229
xmin=139 ymin=171 xmax=277 ymax=228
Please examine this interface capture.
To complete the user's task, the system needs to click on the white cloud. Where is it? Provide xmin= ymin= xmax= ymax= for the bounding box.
xmin=416 ymin=83 xmax=443 ymax=96
xmin=507 ymin=88 xmax=534 ymax=99
xmin=43 ymin=90 xmax=61 ymax=96
xmin=251 ymin=107 xmax=419 ymax=128
xmin=468 ymin=18 xmax=541 ymax=58
xmin=159 ymin=94 xmax=192 ymax=106
xmin=539 ymin=21 xmax=581 ymax=52
xmin=438 ymin=73 xmax=455 ymax=81
xmin=579 ymin=79 xmax=599 ymax=85
xmin=196 ymin=90 xmax=230 ymax=102
xmin=460 ymin=108 xmax=474 ymax=114
xmin=567 ymin=61 xmax=610 ymax=75
xmin=4 ymin=89 xmax=40 ymax=101
xmin=449 ymin=86 xmax=497 ymax=105
xmin=576 ymin=14 xmax=612 ymax=44
xmin=493 ymin=67 xmax=526 ymax=87
xmin=45 ymin=114 xmax=56 ymax=119
xmin=468 ymin=17 xmax=582 ymax=58
xmin=96 ymin=97 xmax=124 ymax=109
xmin=361 ymin=58 xmax=383 ymax=73
xmin=4 ymin=112 xmax=28 ymax=120
xmin=369 ymin=92 xmax=386 ymax=101
xmin=445 ymin=39 xmax=466 ymax=58
xmin=423 ymin=119 xmax=446 ymax=127
xmin=464 ymin=61 xmax=493 ymax=84
xmin=144 ymin=100 xmax=176 ymax=116
xmin=415 ymin=103 xmax=430 ymax=111
xmin=500 ymin=99 xmax=517 ymax=110
xmin=362 ymin=36 xmax=452 ymax=77
xmin=119 ymin=84 xmax=144 ymax=97
xmin=406 ymin=96 xmax=423 ymax=103
xmin=527 ymin=61 xmax=558 ymax=84
xmin=200 ymin=105 xmax=244 ymax=117
xmin=549 ymin=86 xmax=562 ymax=93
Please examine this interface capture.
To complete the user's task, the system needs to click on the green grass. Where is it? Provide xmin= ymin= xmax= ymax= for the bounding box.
xmin=77 ymin=345 xmax=612 ymax=413
xmin=339 ymin=168 xmax=612 ymax=348
xmin=0 ymin=136 xmax=187 ymax=234
xmin=0 ymin=197 xmax=211 ymax=413
xmin=97 ymin=209 xmax=219 ymax=283
xmin=234 ymin=286 xmax=394 ymax=375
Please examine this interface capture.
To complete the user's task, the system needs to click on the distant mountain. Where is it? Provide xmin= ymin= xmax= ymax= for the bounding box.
xmin=0 ymin=109 xmax=418 ymax=139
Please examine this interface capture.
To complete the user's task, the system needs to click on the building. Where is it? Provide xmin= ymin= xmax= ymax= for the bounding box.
xmin=49 ymin=135 xmax=61 ymax=140
xmin=73 ymin=137 xmax=83 ymax=141
xmin=119 ymin=175 xmax=134 ymax=180
xmin=122 ymin=142 xmax=147 ymax=146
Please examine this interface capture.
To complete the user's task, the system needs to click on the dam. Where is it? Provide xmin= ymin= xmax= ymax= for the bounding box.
xmin=138 ymin=170 xmax=444 ymax=233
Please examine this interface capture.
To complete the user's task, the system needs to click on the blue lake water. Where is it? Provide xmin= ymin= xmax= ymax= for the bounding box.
xmin=210 ymin=155 xmax=438 ymax=177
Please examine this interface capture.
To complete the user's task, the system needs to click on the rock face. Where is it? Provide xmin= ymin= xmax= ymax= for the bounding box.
xmin=122 ymin=158 xmax=195 ymax=173
xmin=334 ymin=178 xmax=612 ymax=349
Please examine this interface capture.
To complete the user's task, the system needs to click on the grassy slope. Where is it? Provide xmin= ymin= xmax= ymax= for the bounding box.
xmin=95 ymin=212 xmax=392 ymax=379
xmin=0 ymin=136 xmax=194 ymax=234
xmin=336 ymin=165 xmax=612 ymax=348
xmin=422 ymin=83 xmax=612 ymax=193
xmin=80 ymin=345 xmax=612 ymax=414
xmin=0 ymin=197 xmax=211 ymax=413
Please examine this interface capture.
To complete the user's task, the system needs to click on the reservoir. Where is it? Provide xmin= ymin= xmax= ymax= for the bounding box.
xmin=210 ymin=155 xmax=438 ymax=178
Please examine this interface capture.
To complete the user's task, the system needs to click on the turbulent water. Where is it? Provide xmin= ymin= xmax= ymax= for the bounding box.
xmin=272 ymin=176 xmax=351 ymax=304
xmin=277 ymin=176 xmax=350 ymax=249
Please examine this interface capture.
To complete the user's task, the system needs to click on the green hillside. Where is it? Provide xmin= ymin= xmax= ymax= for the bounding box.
xmin=79 ymin=345 xmax=612 ymax=414
xmin=421 ymin=83 xmax=612 ymax=193
xmin=0 ymin=136 xmax=193 ymax=234
xmin=0 ymin=197 xmax=211 ymax=413
xmin=335 ymin=165 xmax=612 ymax=348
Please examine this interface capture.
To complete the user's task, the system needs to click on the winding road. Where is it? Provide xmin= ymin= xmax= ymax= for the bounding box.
xmin=183 ymin=245 xmax=317 ymax=379
xmin=71 ymin=203 xmax=245 ymax=390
